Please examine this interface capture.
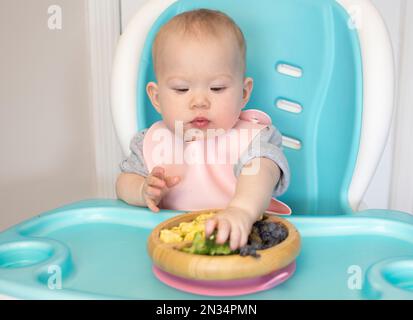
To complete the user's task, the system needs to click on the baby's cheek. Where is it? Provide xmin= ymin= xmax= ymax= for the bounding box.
xmin=162 ymin=108 xmax=182 ymax=129
xmin=215 ymin=108 xmax=241 ymax=129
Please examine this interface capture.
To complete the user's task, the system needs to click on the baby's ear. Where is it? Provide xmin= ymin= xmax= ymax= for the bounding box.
xmin=146 ymin=82 xmax=161 ymax=113
xmin=242 ymin=77 xmax=254 ymax=107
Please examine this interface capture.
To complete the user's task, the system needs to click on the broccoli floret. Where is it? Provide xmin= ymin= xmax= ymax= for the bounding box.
xmin=182 ymin=232 xmax=236 ymax=255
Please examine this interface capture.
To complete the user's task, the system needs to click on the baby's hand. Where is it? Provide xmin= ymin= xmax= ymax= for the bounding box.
xmin=205 ymin=207 xmax=255 ymax=251
xmin=142 ymin=166 xmax=180 ymax=213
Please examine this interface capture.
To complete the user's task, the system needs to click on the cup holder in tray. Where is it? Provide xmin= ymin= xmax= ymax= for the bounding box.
xmin=364 ymin=257 xmax=413 ymax=299
xmin=0 ymin=241 xmax=54 ymax=269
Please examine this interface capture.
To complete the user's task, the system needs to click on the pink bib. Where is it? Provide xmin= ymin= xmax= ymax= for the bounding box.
xmin=142 ymin=110 xmax=291 ymax=215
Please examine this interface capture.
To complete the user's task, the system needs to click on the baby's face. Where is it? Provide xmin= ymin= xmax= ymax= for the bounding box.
xmin=147 ymin=31 xmax=253 ymax=139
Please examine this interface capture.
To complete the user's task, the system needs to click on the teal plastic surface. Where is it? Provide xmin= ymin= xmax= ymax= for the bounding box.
xmin=1 ymin=200 xmax=413 ymax=299
xmin=137 ymin=0 xmax=363 ymax=214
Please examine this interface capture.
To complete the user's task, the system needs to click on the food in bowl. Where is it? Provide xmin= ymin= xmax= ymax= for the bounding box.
xmin=159 ymin=212 xmax=289 ymax=258
xmin=159 ymin=212 xmax=215 ymax=243
xmin=148 ymin=211 xmax=301 ymax=281
xmin=239 ymin=219 xmax=288 ymax=257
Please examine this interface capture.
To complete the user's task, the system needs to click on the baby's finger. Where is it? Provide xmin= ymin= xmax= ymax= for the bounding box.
xmin=146 ymin=197 xmax=160 ymax=213
xmin=229 ymin=225 xmax=241 ymax=251
xmin=216 ymin=219 xmax=230 ymax=244
xmin=240 ymin=230 xmax=249 ymax=248
xmin=147 ymin=175 xmax=166 ymax=189
xmin=164 ymin=176 xmax=181 ymax=188
xmin=151 ymin=166 xmax=165 ymax=179
xmin=205 ymin=218 xmax=218 ymax=238
xmin=145 ymin=186 xmax=162 ymax=198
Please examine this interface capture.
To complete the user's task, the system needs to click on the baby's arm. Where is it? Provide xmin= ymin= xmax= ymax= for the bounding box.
xmin=230 ymin=157 xmax=280 ymax=220
xmin=116 ymin=172 xmax=146 ymax=207
xmin=117 ymin=130 xmax=180 ymax=212
xmin=116 ymin=167 xmax=180 ymax=212
xmin=205 ymin=157 xmax=280 ymax=250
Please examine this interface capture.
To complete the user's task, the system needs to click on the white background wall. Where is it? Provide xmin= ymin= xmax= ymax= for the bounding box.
xmin=120 ymin=0 xmax=403 ymax=211
xmin=389 ymin=0 xmax=413 ymax=214
xmin=0 ymin=0 xmax=97 ymax=231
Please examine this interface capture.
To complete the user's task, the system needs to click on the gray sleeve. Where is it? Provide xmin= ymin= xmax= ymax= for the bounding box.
xmin=234 ymin=125 xmax=290 ymax=197
xmin=119 ymin=129 xmax=149 ymax=177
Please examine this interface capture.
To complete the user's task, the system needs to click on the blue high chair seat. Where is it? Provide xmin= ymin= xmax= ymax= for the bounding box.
xmin=140 ymin=0 xmax=365 ymax=215
xmin=1 ymin=0 xmax=413 ymax=299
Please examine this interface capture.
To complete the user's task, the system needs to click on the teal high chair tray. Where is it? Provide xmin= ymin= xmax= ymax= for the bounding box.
xmin=1 ymin=200 xmax=413 ymax=299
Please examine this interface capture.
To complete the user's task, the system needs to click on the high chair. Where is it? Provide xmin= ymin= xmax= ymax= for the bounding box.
xmin=1 ymin=0 xmax=413 ymax=299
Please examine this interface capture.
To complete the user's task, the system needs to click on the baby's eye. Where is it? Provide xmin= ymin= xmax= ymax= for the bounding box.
xmin=210 ymin=87 xmax=226 ymax=92
xmin=173 ymin=88 xmax=189 ymax=93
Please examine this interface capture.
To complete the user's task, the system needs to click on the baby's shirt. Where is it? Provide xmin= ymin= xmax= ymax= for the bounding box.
xmin=120 ymin=124 xmax=290 ymax=198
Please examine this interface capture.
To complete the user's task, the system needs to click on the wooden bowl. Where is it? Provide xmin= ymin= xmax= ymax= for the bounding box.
xmin=147 ymin=210 xmax=301 ymax=281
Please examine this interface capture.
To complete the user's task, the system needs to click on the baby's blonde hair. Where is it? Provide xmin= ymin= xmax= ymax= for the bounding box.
xmin=152 ymin=9 xmax=246 ymax=76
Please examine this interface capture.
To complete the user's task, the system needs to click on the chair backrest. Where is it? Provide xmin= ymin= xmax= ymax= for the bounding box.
xmin=112 ymin=0 xmax=394 ymax=214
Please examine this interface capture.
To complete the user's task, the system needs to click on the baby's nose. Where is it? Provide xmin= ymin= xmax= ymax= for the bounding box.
xmin=190 ymin=94 xmax=210 ymax=109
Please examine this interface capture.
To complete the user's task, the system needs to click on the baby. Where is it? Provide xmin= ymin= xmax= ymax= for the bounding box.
xmin=116 ymin=9 xmax=290 ymax=251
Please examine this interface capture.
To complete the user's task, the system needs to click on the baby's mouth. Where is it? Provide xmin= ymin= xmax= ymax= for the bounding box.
xmin=190 ymin=117 xmax=211 ymax=129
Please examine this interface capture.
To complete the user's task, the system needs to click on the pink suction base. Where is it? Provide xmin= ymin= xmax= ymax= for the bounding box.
xmin=153 ymin=261 xmax=296 ymax=296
